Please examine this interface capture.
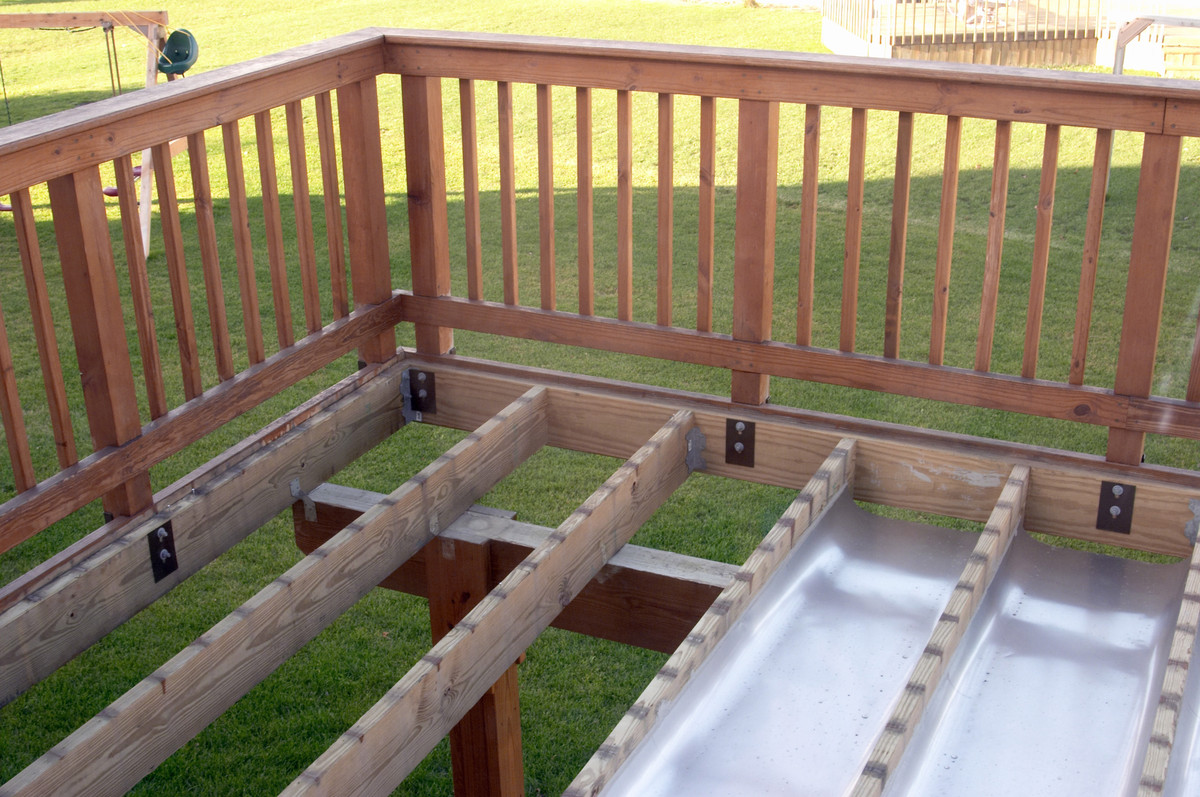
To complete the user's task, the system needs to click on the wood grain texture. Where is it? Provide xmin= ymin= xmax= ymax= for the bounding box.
xmin=853 ymin=465 xmax=1029 ymax=797
xmin=841 ymin=107 xmax=867 ymax=354
xmin=286 ymin=99 xmax=324 ymax=334
xmin=285 ymin=409 xmax=693 ymax=797
xmin=884 ymin=111 xmax=913 ymax=360
xmin=697 ymin=95 xmax=716 ymax=333
xmin=577 ymin=87 xmax=595 ymax=316
xmin=314 ymin=91 xmax=349 ymax=320
xmin=498 ymin=80 xmax=519 ymax=306
xmin=538 ymin=83 xmax=556 ymax=312
xmin=187 ymin=131 xmax=236 ymax=382
xmin=929 ymin=115 xmax=962 ymax=366
xmin=565 ymin=438 xmax=856 ymax=796
xmin=657 ymin=92 xmax=673 ymax=328
xmin=460 ymin=80 xmax=484 ymax=302
xmin=0 ymin=298 xmax=33 ymax=490
xmin=1069 ymin=129 xmax=1110 ymax=385
xmin=254 ymin=109 xmax=296 ymax=350
xmin=617 ymin=89 xmax=633 ymax=322
xmin=222 ymin=119 xmax=266 ymax=365
xmin=1022 ymin=124 xmax=1059 ymax=379
xmin=1 ymin=388 xmax=548 ymax=797
xmin=797 ymin=103 xmax=820 ymax=346
xmin=0 ymin=359 xmax=408 ymax=709
xmin=975 ymin=120 xmax=1011 ymax=373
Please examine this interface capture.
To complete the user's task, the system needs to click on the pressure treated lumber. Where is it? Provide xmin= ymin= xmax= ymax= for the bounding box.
xmin=566 ymin=438 xmax=856 ymax=796
xmin=0 ymin=388 xmax=548 ymax=797
xmin=413 ymin=357 xmax=1200 ymax=557
xmin=255 ymin=109 xmax=295 ymax=350
xmin=285 ymin=410 xmax=696 ymax=797
xmin=0 ymin=359 xmax=408 ymax=708
xmin=853 ymin=464 xmax=1029 ymax=797
xmin=294 ymin=486 xmax=736 ymax=653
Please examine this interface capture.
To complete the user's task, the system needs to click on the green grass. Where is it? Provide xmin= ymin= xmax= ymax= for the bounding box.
xmin=0 ymin=1 xmax=1198 ymax=794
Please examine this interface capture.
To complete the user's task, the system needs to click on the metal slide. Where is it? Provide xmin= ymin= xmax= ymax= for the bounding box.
xmin=599 ymin=490 xmax=1191 ymax=796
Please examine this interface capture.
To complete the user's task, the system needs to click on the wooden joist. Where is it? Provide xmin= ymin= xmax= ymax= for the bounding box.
xmin=284 ymin=409 xmax=697 ymax=796
xmin=293 ymin=484 xmax=737 ymax=653
xmin=852 ymin=464 xmax=1029 ymax=796
xmin=566 ymin=438 xmax=857 ymax=796
xmin=0 ymin=387 xmax=549 ymax=797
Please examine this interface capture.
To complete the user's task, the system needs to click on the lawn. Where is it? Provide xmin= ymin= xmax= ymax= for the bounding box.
xmin=0 ymin=1 xmax=1198 ymax=794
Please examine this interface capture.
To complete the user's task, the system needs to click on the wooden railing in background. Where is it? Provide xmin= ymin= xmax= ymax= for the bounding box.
xmin=3 ymin=27 xmax=1200 ymax=564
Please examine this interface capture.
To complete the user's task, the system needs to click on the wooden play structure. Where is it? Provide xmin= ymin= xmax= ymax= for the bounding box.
xmin=3 ymin=28 xmax=1200 ymax=795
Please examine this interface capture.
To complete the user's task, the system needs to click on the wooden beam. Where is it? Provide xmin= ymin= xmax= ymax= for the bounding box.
xmin=0 ymin=359 xmax=409 ymax=708
xmin=411 ymin=357 xmax=1200 ymax=557
xmin=853 ymin=464 xmax=1029 ymax=796
xmin=1 ymin=388 xmax=549 ymax=797
xmin=294 ymin=486 xmax=735 ymax=654
xmin=566 ymin=438 xmax=856 ymax=796
xmin=0 ymin=12 xmax=169 ymax=30
xmin=285 ymin=410 xmax=696 ymax=796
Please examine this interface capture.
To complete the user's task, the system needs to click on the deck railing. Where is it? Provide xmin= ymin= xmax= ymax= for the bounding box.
xmin=823 ymin=0 xmax=1103 ymax=46
xmin=2 ymin=28 xmax=1200 ymax=559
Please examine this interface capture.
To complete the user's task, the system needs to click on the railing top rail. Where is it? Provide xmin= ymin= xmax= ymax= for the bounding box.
xmin=381 ymin=28 xmax=1200 ymax=134
xmin=0 ymin=28 xmax=387 ymax=196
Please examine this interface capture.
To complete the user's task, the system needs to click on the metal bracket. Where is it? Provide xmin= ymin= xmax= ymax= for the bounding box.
xmin=725 ymin=419 xmax=755 ymax=468
xmin=686 ymin=427 xmax=707 ymax=472
xmin=403 ymin=369 xmax=436 ymax=423
xmin=1096 ymin=481 xmax=1135 ymax=535
xmin=147 ymin=520 xmax=178 ymax=582
xmin=291 ymin=478 xmax=316 ymax=523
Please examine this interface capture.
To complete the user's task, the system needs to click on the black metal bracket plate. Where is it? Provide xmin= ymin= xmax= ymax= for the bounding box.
xmin=1096 ymin=481 xmax=1135 ymax=535
xmin=725 ymin=419 xmax=756 ymax=467
xmin=407 ymin=369 xmax=436 ymax=420
xmin=147 ymin=520 xmax=178 ymax=582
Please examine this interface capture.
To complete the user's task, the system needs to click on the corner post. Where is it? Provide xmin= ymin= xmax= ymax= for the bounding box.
xmin=48 ymin=167 xmax=152 ymax=518
xmin=402 ymin=74 xmax=454 ymax=355
xmin=731 ymin=99 xmax=779 ymax=405
xmin=338 ymin=77 xmax=396 ymax=364
xmin=1107 ymin=133 xmax=1182 ymax=464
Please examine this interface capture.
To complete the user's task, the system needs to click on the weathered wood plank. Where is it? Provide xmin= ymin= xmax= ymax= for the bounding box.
xmin=286 ymin=99 xmax=324 ymax=335
xmin=460 ymin=79 xmax=484 ymax=302
xmin=617 ymin=89 xmax=633 ymax=322
xmin=975 ymin=120 xmax=1011 ymax=373
xmin=731 ymin=99 xmax=779 ymax=405
xmin=853 ymin=465 xmax=1029 ymax=797
xmin=222 ymin=119 xmax=267 ymax=365
xmin=0 ymin=358 xmax=408 ymax=708
xmin=498 ymin=80 xmax=519 ymax=306
xmin=697 ymin=95 xmax=716 ymax=333
xmin=255 ymin=109 xmax=296 ymax=350
xmin=1 ymin=388 xmax=548 ymax=797
xmin=565 ymin=438 xmax=856 ymax=796
xmin=314 ymin=91 xmax=349 ymax=320
xmin=841 ymin=107 xmax=867 ymax=353
xmin=285 ymin=409 xmax=694 ymax=797
xmin=657 ymin=92 xmax=673 ymax=328
xmin=929 ymin=115 xmax=961 ymax=366
xmin=538 ymin=83 xmax=556 ymax=312
xmin=1022 ymin=123 xmax=1059 ymax=380
xmin=577 ymin=86 xmax=595 ymax=316
xmin=797 ymin=102 xmax=819 ymax=346
xmin=884 ymin=111 xmax=913 ymax=360
xmin=187 ymin=130 xmax=236 ymax=382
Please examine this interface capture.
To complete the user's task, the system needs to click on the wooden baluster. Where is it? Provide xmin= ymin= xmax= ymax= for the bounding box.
xmin=1069 ymin=128 xmax=1112 ymax=385
xmin=187 ymin=131 xmax=236 ymax=382
xmin=1188 ymin=316 xmax=1200 ymax=403
xmin=11 ymin=187 xmax=78 ymax=461
xmin=577 ymin=87 xmax=595 ymax=316
xmin=1107 ymin=133 xmax=1182 ymax=464
xmin=797 ymin=103 xmax=820 ymax=346
xmin=657 ymin=92 xmax=674 ymax=327
xmin=929 ymin=115 xmax=962 ymax=366
xmin=841 ymin=107 xmax=867 ymax=353
xmin=255 ymin=109 xmax=295 ymax=349
xmin=537 ymin=83 xmax=556 ymax=311
xmin=286 ymin=99 xmax=323 ymax=335
xmin=697 ymin=95 xmax=716 ymax=333
xmin=338 ymin=77 xmax=396 ymax=364
xmin=731 ymin=99 xmax=779 ymax=406
xmin=47 ymin=166 xmax=152 ymax=518
xmin=315 ymin=91 xmax=349 ymax=320
xmin=1022 ymin=123 xmax=1060 ymax=379
xmin=0 ymin=300 xmax=34 ymax=491
xmin=975 ymin=120 xmax=1012 ymax=372
xmin=402 ymin=74 xmax=453 ymax=356
xmin=461 ymin=79 xmax=484 ymax=302
xmin=424 ymin=537 xmax=524 ymax=797
xmin=884 ymin=111 xmax=914 ymax=359
xmin=617 ymin=89 xmax=634 ymax=322
xmin=222 ymin=119 xmax=267 ymax=365
xmin=498 ymin=81 xmax=519 ymax=306
xmin=153 ymin=140 xmax=204 ymax=400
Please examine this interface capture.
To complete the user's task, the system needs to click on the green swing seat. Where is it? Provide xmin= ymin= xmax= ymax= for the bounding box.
xmin=157 ymin=29 xmax=198 ymax=75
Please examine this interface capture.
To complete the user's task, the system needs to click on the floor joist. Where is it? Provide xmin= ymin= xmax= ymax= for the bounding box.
xmin=0 ymin=359 xmax=408 ymax=709
xmin=285 ymin=409 xmax=697 ymax=796
xmin=0 ymin=387 xmax=549 ymax=797
xmin=293 ymin=484 xmax=737 ymax=653
xmin=566 ymin=437 xmax=857 ymax=796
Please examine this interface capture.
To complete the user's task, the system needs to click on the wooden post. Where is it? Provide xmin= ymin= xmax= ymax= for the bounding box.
xmin=338 ymin=77 xmax=396 ymax=364
xmin=47 ymin=167 xmax=152 ymax=518
xmin=731 ymin=99 xmax=779 ymax=405
xmin=1107 ymin=133 xmax=1182 ymax=465
xmin=425 ymin=536 xmax=524 ymax=797
xmin=401 ymin=74 xmax=454 ymax=355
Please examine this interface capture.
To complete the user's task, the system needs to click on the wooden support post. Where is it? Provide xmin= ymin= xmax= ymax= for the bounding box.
xmin=339 ymin=77 xmax=396 ymax=364
xmin=731 ymin=99 xmax=779 ymax=405
xmin=425 ymin=537 xmax=524 ymax=797
xmin=1107 ymin=133 xmax=1182 ymax=465
xmin=46 ymin=167 xmax=152 ymax=519
xmin=402 ymin=74 xmax=454 ymax=355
